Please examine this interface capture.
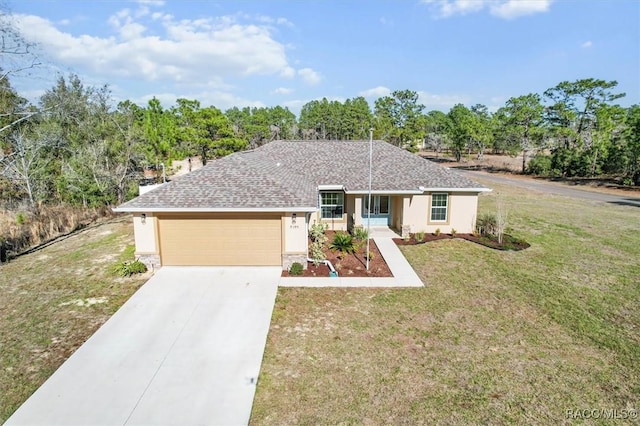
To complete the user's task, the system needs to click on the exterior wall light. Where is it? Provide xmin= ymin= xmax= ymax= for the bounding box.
xmin=292 ymin=213 xmax=297 ymax=224
xmin=141 ymin=213 xmax=146 ymax=224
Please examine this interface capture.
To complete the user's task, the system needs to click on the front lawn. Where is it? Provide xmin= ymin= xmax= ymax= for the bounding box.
xmin=251 ymin=180 xmax=640 ymax=424
xmin=0 ymin=217 xmax=147 ymax=422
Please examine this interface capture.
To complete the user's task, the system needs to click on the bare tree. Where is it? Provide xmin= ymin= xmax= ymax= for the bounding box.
xmin=0 ymin=126 xmax=53 ymax=206
xmin=60 ymin=100 xmax=144 ymax=206
xmin=0 ymin=2 xmax=42 ymax=133
xmin=495 ymin=197 xmax=508 ymax=245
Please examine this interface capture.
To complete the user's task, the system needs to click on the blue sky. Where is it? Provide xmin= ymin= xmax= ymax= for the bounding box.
xmin=9 ymin=0 xmax=640 ymax=115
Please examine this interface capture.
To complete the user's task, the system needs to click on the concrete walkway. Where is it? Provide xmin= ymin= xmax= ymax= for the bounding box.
xmin=279 ymin=231 xmax=424 ymax=288
xmin=6 ymin=267 xmax=280 ymax=426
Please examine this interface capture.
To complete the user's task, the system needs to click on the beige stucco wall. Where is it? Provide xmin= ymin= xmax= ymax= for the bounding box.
xmin=399 ymin=192 xmax=480 ymax=234
xmin=312 ymin=211 xmax=348 ymax=231
xmin=391 ymin=196 xmax=403 ymax=230
xmin=351 ymin=195 xmax=363 ymax=228
xmin=282 ymin=212 xmax=308 ymax=254
xmin=401 ymin=194 xmax=429 ymax=233
xmin=133 ymin=213 xmax=158 ymax=254
xmin=447 ymin=193 xmax=479 ymax=233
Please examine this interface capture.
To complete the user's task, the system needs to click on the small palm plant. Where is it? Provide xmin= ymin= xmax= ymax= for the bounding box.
xmin=329 ymin=232 xmax=356 ymax=258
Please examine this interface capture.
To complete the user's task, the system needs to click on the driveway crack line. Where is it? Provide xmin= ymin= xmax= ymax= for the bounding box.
xmin=123 ymin=283 xmax=213 ymax=425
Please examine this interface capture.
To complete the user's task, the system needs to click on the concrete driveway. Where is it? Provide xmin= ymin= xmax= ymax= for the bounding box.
xmin=6 ymin=266 xmax=280 ymax=426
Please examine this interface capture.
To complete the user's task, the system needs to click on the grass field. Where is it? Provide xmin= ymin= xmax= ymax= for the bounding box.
xmin=251 ymin=179 xmax=640 ymax=425
xmin=0 ymin=217 xmax=147 ymax=422
xmin=1 ymin=181 xmax=638 ymax=425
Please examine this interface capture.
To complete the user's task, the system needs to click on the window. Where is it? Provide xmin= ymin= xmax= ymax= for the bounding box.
xmin=320 ymin=192 xmax=344 ymax=219
xmin=430 ymin=193 xmax=448 ymax=222
xmin=363 ymin=195 xmax=390 ymax=215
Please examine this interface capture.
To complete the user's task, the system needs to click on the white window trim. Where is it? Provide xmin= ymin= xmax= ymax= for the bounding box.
xmin=430 ymin=193 xmax=449 ymax=222
xmin=320 ymin=192 xmax=344 ymax=219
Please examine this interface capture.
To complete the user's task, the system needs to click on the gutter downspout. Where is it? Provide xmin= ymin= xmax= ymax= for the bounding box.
xmin=305 ymin=212 xmax=338 ymax=277
xmin=307 ymin=258 xmax=338 ymax=276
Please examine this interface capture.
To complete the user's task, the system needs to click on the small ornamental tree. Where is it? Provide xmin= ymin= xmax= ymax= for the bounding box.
xmin=496 ymin=198 xmax=508 ymax=244
xmin=309 ymin=222 xmax=328 ymax=267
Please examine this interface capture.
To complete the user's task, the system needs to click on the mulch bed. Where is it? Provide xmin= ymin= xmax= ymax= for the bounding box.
xmin=394 ymin=233 xmax=530 ymax=251
xmin=281 ymin=231 xmax=393 ymax=278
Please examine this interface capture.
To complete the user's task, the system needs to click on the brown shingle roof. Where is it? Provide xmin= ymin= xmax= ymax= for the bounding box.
xmin=115 ymin=140 xmax=488 ymax=211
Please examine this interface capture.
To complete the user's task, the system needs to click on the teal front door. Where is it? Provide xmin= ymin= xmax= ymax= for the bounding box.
xmin=362 ymin=195 xmax=391 ymax=226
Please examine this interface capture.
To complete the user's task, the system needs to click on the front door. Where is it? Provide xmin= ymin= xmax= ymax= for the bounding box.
xmin=362 ymin=195 xmax=391 ymax=226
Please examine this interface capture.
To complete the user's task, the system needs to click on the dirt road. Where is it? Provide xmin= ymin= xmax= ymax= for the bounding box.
xmin=459 ymin=170 xmax=640 ymax=208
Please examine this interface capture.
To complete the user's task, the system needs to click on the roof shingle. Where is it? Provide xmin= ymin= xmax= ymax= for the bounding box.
xmin=115 ymin=140 xmax=488 ymax=211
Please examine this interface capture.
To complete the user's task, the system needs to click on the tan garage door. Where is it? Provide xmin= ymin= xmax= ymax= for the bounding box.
xmin=157 ymin=213 xmax=282 ymax=266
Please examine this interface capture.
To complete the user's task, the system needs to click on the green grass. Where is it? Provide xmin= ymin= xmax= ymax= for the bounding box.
xmin=251 ymin=181 xmax=640 ymax=425
xmin=0 ymin=217 xmax=146 ymax=422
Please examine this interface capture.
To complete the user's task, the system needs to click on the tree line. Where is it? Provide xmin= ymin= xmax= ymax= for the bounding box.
xmin=1 ymin=73 xmax=638 ymax=209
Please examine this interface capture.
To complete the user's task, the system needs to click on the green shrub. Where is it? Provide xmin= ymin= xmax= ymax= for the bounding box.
xmin=624 ymin=171 xmax=640 ymax=186
xmin=289 ymin=262 xmax=303 ymax=276
xmin=434 ymin=228 xmax=441 ymax=236
xmin=414 ymin=231 xmax=425 ymax=242
xmin=15 ymin=212 xmax=27 ymax=225
xmin=526 ymin=154 xmax=553 ymax=175
xmin=329 ymin=232 xmax=356 ymax=255
xmin=451 ymin=228 xmax=457 ymax=237
xmin=309 ymin=222 xmax=328 ymax=242
xmin=113 ymin=259 xmax=147 ymax=277
xmin=309 ymin=241 xmax=325 ymax=267
xmin=365 ymin=251 xmax=375 ymax=262
xmin=476 ymin=212 xmax=497 ymax=236
xmin=351 ymin=226 xmax=368 ymax=241
xmin=121 ymin=244 xmax=136 ymax=260
xmin=550 ymin=147 xmax=591 ymax=177
xmin=309 ymin=222 xmax=328 ymax=266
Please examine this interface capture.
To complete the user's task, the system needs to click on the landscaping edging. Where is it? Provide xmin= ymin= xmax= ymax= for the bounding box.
xmin=394 ymin=233 xmax=530 ymax=251
xmin=281 ymin=232 xmax=393 ymax=278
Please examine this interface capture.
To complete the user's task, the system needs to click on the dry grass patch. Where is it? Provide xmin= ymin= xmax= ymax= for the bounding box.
xmin=0 ymin=216 xmax=147 ymax=422
xmin=1 ymin=204 xmax=113 ymax=258
xmin=252 ymin=181 xmax=640 ymax=425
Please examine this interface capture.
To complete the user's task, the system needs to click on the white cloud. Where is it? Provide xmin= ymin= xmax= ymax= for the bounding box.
xmin=297 ymin=68 xmax=321 ymax=85
xmin=417 ymin=91 xmax=470 ymax=110
xmin=423 ymin=0 xmax=485 ymax=17
xmin=276 ymin=17 xmax=294 ymax=27
xmin=272 ymin=87 xmax=293 ymax=95
xmin=359 ymin=86 xmax=391 ymax=98
xmin=16 ymin=88 xmax=46 ymax=103
xmin=280 ymin=66 xmax=296 ymax=78
xmin=282 ymin=99 xmax=307 ymax=109
xmin=486 ymin=96 xmax=508 ymax=112
xmin=135 ymin=0 xmax=165 ymax=6
xmin=15 ymin=11 xmax=296 ymax=86
xmin=282 ymin=96 xmax=346 ymax=115
xmin=252 ymin=14 xmax=294 ymax=28
xmin=108 ymin=9 xmax=147 ymax=41
xmin=198 ymin=91 xmax=265 ymax=110
xmin=135 ymin=90 xmax=264 ymax=110
xmin=423 ymin=0 xmax=553 ymax=19
xmin=490 ymin=0 xmax=553 ymax=19
xmin=581 ymin=40 xmax=593 ymax=48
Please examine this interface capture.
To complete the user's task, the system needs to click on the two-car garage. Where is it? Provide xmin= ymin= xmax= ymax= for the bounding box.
xmin=156 ymin=213 xmax=283 ymax=266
